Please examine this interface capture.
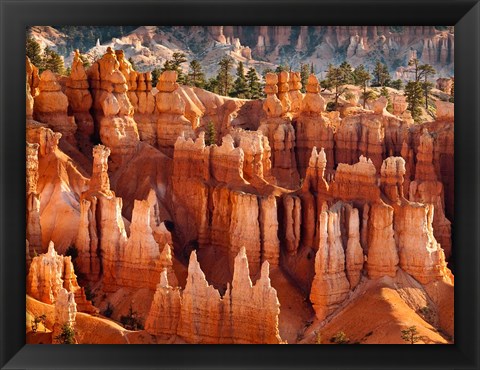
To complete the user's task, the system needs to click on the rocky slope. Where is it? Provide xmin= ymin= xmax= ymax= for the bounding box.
xmin=29 ymin=26 xmax=454 ymax=78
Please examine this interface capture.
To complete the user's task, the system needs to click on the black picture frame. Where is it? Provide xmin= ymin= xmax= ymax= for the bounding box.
xmin=1 ymin=0 xmax=479 ymax=369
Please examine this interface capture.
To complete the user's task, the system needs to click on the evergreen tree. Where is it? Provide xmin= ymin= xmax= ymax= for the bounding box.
xmin=42 ymin=47 xmax=65 ymax=75
xmin=353 ymin=64 xmax=371 ymax=108
xmin=380 ymin=86 xmax=393 ymax=113
xmin=26 ymin=36 xmax=43 ymax=68
xmin=390 ymin=79 xmax=403 ymax=90
xmin=300 ymin=64 xmax=310 ymax=93
xmin=151 ymin=67 xmax=161 ymax=87
xmin=324 ymin=63 xmax=354 ymax=109
xmin=79 ymin=53 xmax=90 ymax=69
xmin=339 ymin=61 xmax=354 ymax=84
xmin=187 ymin=60 xmax=205 ymax=88
xmin=245 ymin=67 xmax=262 ymax=99
xmin=408 ymin=57 xmax=422 ymax=82
xmin=418 ymin=64 xmax=436 ymax=109
xmin=216 ymin=56 xmax=234 ymax=96
xmin=262 ymin=67 xmax=274 ymax=80
xmin=275 ymin=64 xmax=289 ymax=73
xmin=205 ymin=121 xmax=217 ymax=146
xmin=362 ymin=90 xmax=377 ymax=109
xmin=372 ymin=60 xmax=390 ymax=87
xmin=405 ymin=81 xmax=424 ymax=123
xmin=400 ymin=326 xmax=421 ymax=344
xmin=204 ymin=77 xmax=219 ymax=94
xmin=232 ymin=61 xmax=248 ymax=98
xmin=54 ymin=323 xmax=76 ymax=344
xmin=161 ymin=52 xmax=187 ymax=83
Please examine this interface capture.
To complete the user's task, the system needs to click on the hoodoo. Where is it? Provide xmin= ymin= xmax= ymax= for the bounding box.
xmin=25 ymin=25 xmax=454 ymax=346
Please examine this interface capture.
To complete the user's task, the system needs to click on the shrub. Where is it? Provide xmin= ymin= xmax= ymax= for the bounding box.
xmin=31 ymin=314 xmax=47 ymax=333
xmin=120 ymin=305 xmax=144 ymax=331
xmin=54 ymin=323 xmax=76 ymax=344
xmin=84 ymin=285 xmax=96 ymax=303
xmin=326 ymin=101 xmax=336 ymax=112
xmin=330 ymin=331 xmax=350 ymax=344
xmin=102 ymin=302 xmax=114 ymax=318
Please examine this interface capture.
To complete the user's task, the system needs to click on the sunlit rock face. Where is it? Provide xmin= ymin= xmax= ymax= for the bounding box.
xmin=25 ymin=40 xmax=454 ymax=345
xmin=147 ymin=249 xmax=282 ymax=344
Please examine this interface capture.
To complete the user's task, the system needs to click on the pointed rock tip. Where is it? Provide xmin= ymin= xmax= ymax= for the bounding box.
xmin=159 ymin=268 xmax=169 ymax=287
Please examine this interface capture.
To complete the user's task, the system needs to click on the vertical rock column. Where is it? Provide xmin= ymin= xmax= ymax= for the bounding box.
xmin=156 ymin=71 xmax=195 ymax=157
xmin=134 ymin=72 xmax=157 ymax=145
xmin=409 ymin=129 xmax=452 ymax=258
xmin=52 ymin=288 xmax=77 ymax=344
xmin=26 ymin=142 xmax=42 ymax=255
xmin=65 ymin=50 xmax=94 ymax=155
xmin=145 ymin=269 xmax=181 ymax=338
xmin=88 ymin=47 xmax=139 ymax=170
xmin=288 ymin=71 xmax=303 ymax=118
xmin=310 ymin=203 xmax=350 ymax=321
xmin=259 ymin=73 xmax=299 ymax=189
xmin=296 ymin=75 xmax=333 ymax=178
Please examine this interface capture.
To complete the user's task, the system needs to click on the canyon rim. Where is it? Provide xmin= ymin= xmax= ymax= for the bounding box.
xmin=25 ymin=25 xmax=454 ymax=344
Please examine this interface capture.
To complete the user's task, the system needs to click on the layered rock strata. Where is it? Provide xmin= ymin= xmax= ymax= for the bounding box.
xmin=409 ymin=129 xmax=451 ymax=257
xmin=34 ymin=70 xmax=77 ymax=145
xmin=27 ymin=241 xmax=94 ymax=312
xmin=288 ymin=71 xmax=303 ymax=117
xmin=172 ymin=134 xmax=280 ymax=279
xmin=259 ymin=73 xmax=299 ymax=188
xmin=146 ymin=249 xmax=282 ymax=344
xmin=295 ymin=75 xmax=334 ymax=177
xmin=26 ymin=142 xmax=42 ymax=255
xmin=88 ymin=47 xmax=139 ymax=170
xmin=65 ymin=49 xmax=94 ymax=154
xmin=156 ymin=71 xmax=194 ymax=157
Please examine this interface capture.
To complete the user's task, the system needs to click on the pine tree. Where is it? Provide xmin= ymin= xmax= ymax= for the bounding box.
xmin=300 ymin=64 xmax=310 ymax=93
xmin=79 ymin=53 xmax=90 ymax=69
xmin=161 ymin=52 xmax=187 ymax=83
xmin=216 ymin=56 xmax=234 ymax=96
xmin=151 ymin=68 xmax=161 ymax=87
xmin=401 ymin=326 xmax=421 ymax=344
xmin=205 ymin=121 xmax=217 ymax=146
xmin=204 ymin=77 xmax=219 ymax=94
xmin=373 ymin=60 xmax=390 ymax=87
xmin=353 ymin=64 xmax=371 ymax=108
xmin=54 ymin=323 xmax=76 ymax=344
xmin=26 ymin=36 xmax=43 ymax=68
xmin=42 ymin=47 xmax=65 ymax=75
xmin=187 ymin=60 xmax=205 ymax=88
xmin=324 ymin=63 xmax=354 ymax=109
xmin=405 ymin=81 xmax=424 ymax=123
xmin=380 ymin=86 xmax=393 ymax=113
xmin=275 ymin=64 xmax=289 ymax=73
xmin=408 ymin=57 xmax=421 ymax=82
xmin=245 ymin=67 xmax=262 ymax=99
xmin=232 ymin=62 xmax=248 ymax=98
xmin=390 ymin=79 xmax=403 ymax=90
xmin=418 ymin=64 xmax=436 ymax=109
